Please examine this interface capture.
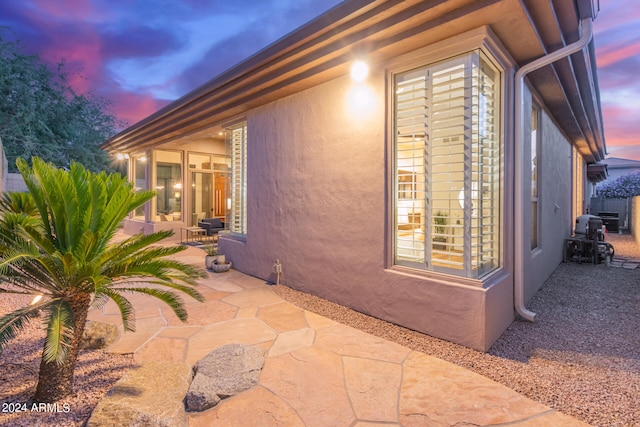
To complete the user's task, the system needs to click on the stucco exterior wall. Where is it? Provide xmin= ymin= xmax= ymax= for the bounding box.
xmin=5 ymin=173 xmax=28 ymax=192
xmin=219 ymin=71 xmax=513 ymax=351
xmin=523 ymin=104 xmax=573 ymax=300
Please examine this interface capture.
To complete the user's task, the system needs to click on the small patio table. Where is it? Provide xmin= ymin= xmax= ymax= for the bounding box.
xmin=181 ymin=227 xmax=206 ymax=244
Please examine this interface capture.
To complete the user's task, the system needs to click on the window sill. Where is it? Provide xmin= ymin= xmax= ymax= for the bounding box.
xmin=386 ymin=264 xmax=508 ymax=290
xmin=219 ymin=233 xmax=247 ymax=244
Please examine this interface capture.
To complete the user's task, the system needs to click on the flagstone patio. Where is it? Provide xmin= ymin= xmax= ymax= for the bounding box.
xmin=87 ymin=243 xmax=589 ymax=426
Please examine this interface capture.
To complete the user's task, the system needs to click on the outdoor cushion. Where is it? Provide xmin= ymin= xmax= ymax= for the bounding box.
xmin=198 ymin=218 xmax=224 ymax=236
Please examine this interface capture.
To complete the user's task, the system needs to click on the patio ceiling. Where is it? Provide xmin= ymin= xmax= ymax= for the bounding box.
xmin=102 ymin=0 xmax=605 ymax=163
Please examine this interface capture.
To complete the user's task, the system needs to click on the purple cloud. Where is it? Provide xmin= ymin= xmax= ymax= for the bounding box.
xmin=1 ymin=0 xmax=638 ymax=161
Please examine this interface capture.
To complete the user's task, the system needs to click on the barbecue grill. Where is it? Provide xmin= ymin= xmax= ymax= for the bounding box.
xmin=564 ymin=215 xmax=615 ymax=264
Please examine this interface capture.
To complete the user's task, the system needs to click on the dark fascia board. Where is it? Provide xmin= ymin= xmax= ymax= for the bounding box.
xmin=576 ymin=0 xmax=599 ymax=20
xmin=524 ymin=0 xmax=605 ymax=163
xmin=587 ymin=163 xmax=607 ymax=182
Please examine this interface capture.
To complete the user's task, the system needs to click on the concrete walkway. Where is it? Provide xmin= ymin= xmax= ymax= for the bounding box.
xmin=88 ymin=243 xmax=589 ymax=426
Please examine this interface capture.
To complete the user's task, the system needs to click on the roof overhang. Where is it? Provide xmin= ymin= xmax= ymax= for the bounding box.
xmin=102 ymin=0 xmax=606 ymax=163
xmin=587 ymin=163 xmax=608 ymax=182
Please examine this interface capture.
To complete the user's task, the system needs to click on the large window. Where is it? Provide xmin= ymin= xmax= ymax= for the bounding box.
xmin=531 ymin=107 xmax=540 ymax=250
xmin=188 ymin=153 xmax=230 ymax=223
xmin=132 ymin=155 xmax=147 ymax=220
xmin=227 ymin=123 xmax=247 ymax=236
xmin=155 ymin=150 xmax=182 ymax=221
xmin=394 ymin=50 xmax=501 ymax=279
xmin=572 ymin=148 xmax=584 ymax=223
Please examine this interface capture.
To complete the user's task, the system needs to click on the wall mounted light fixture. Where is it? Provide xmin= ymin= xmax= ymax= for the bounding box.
xmin=350 ymin=60 xmax=369 ymax=82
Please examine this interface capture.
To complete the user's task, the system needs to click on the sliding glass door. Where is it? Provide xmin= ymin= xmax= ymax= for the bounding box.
xmin=191 ymin=172 xmax=213 ymax=225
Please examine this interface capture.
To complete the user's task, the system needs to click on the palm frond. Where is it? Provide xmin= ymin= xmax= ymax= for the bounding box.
xmin=102 ymin=260 xmax=203 ymax=290
xmin=90 ymin=293 xmax=109 ymax=309
xmin=103 ymin=232 xmax=175 ymax=261
xmin=42 ymin=299 xmax=75 ymax=365
xmin=136 ymin=279 xmax=204 ymax=303
xmin=0 ymin=191 xmax=38 ymax=215
xmin=95 ymin=288 xmax=136 ymax=332
xmin=0 ymin=299 xmax=54 ymax=350
xmin=116 ymin=287 xmax=189 ymax=322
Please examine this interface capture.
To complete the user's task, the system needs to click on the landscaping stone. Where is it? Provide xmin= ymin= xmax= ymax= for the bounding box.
xmin=87 ymin=362 xmax=191 ymax=427
xmin=185 ymin=343 xmax=264 ymax=412
xmin=81 ymin=320 xmax=119 ymax=350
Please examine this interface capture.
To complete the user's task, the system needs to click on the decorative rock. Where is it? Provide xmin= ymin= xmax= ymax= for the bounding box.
xmin=87 ymin=362 xmax=191 ymax=427
xmin=185 ymin=343 xmax=264 ymax=412
xmin=81 ymin=320 xmax=119 ymax=349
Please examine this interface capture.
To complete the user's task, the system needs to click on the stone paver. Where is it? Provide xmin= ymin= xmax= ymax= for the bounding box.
xmin=315 ymin=323 xmax=410 ymax=363
xmin=267 ymin=327 xmax=315 ymax=357
xmin=163 ymin=300 xmax=238 ymax=326
xmin=257 ymin=301 xmax=308 ymax=332
xmin=222 ymin=287 xmax=283 ymax=308
xmin=185 ymin=319 xmax=277 ymax=365
xmin=157 ymin=326 xmax=203 ymax=339
xmin=106 ymin=316 xmax=166 ymax=354
xmin=134 ymin=336 xmax=188 ymax=363
xmin=88 ymin=362 xmax=191 ymax=427
xmin=188 ymin=386 xmax=304 ymax=427
xmin=400 ymin=351 xmax=552 ymax=425
xmin=261 ymin=346 xmax=356 ymax=427
xmin=304 ymin=310 xmax=337 ymax=330
xmin=88 ymin=240 xmax=590 ymax=427
xmin=200 ymin=278 xmax=244 ymax=293
xmin=343 ymin=356 xmax=402 ymax=422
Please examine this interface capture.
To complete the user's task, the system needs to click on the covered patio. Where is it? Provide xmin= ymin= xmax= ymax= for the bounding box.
xmin=112 ymin=124 xmax=234 ymax=240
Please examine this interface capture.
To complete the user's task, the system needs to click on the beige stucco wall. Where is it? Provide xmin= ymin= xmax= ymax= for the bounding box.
xmin=219 ymin=69 xmax=515 ymax=351
xmin=521 ymin=94 xmax=574 ymax=301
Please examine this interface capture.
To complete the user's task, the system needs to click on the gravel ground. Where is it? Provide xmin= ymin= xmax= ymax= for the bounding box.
xmin=0 ymin=294 xmax=134 ymax=427
xmin=274 ymin=232 xmax=640 ymax=427
xmin=0 ymin=234 xmax=637 ymax=426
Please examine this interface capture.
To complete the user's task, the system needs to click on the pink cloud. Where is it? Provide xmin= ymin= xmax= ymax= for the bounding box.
xmin=601 ymin=104 xmax=640 ymax=160
xmin=596 ymin=41 xmax=640 ymax=68
xmin=111 ymin=92 xmax=171 ymax=127
xmin=29 ymin=0 xmax=101 ymax=21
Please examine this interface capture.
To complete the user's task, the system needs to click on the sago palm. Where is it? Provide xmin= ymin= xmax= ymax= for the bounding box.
xmin=0 ymin=157 xmax=206 ymax=402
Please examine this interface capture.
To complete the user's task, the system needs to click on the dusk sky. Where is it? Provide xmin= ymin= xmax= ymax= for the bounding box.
xmin=1 ymin=0 xmax=638 ymax=160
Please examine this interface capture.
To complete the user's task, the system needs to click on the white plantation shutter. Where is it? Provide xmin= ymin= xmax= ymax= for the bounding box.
xmin=395 ymin=70 xmax=427 ymax=264
xmin=394 ymin=51 xmax=501 ymax=279
xmin=471 ymin=54 xmax=500 ymax=276
xmin=229 ymin=123 xmax=247 ymax=235
xmin=428 ymin=58 xmax=468 ymax=273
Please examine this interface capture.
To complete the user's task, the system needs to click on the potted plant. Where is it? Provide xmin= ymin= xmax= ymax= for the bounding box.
xmin=204 ymin=244 xmax=224 ymax=269
xmin=211 ymin=260 xmax=232 ymax=273
xmin=433 ymin=211 xmax=448 ymax=250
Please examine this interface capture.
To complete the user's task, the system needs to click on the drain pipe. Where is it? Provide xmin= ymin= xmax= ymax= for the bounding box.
xmin=514 ymin=18 xmax=593 ymax=321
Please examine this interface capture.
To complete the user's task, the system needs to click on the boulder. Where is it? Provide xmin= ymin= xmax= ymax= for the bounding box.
xmin=185 ymin=343 xmax=265 ymax=412
xmin=81 ymin=320 xmax=119 ymax=350
xmin=87 ymin=362 xmax=191 ymax=427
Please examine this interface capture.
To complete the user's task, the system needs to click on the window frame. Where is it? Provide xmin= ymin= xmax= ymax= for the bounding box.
xmin=153 ymin=150 xmax=183 ymax=222
xmin=385 ymin=27 xmax=511 ymax=283
xmin=226 ymin=122 xmax=248 ymax=237
xmin=531 ymin=104 xmax=541 ymax=251
xmin=131 ymin=153 xmax=148 ymax=221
